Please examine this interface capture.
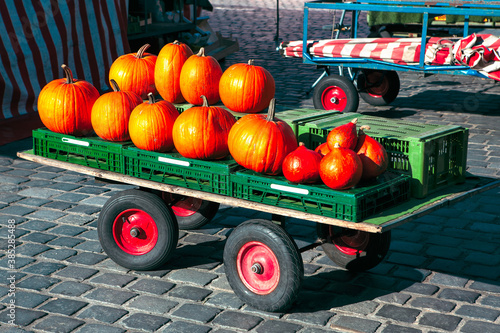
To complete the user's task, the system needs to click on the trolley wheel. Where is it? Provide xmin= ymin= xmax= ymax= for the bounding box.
xmin=313 ymin=75 xmax=359 ymax=112
xmin=224 ymin=219 xmax=304 ymax=312
xmin=162 ymin=193 xmax=220 ymax=230
xmin=98 ymin=189 xmax=179 ymax=271
xmin=317 ymin=224 xmax=391 ymax=272
xmin=357 ymin=69 xmax=400 ymax=106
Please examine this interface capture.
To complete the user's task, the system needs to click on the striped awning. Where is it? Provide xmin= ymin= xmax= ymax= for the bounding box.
xmin=0 ymin=0 xmax=130 ymax=121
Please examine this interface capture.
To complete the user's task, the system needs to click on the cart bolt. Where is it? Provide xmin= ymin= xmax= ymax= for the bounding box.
xmin=330 ymin=97 xmax=338 ymax=104
xmin=251 ymin=263 xmax=263 ymax=274
xmin=130 ymin=227 xmax=140 ymax=238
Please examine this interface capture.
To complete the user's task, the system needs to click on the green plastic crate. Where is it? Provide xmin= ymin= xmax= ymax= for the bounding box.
xmin=123 ymin=147 xmax=241 ymax=195
xmin=231 ymin=170 xmax=411 ymax=222
xmin=32 ymin=128 xmax=126 ymax=172
xmin=295 ymin=113 xmax=469 ymax=198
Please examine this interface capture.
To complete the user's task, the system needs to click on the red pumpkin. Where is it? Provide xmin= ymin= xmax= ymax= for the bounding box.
xmin=172 ymin=95 xmax=236 ymax=160
xmin=228 ymin=99 xmax=298 ymax=175
xmin=129 ymin=93 xmax=179 ymax=152
xmin=219 ymin=59 xmax=275 ymax=113
xmin=109 ymin=44 xmax=157 ymax=99
xmin=320 ymin=143 xmax=363 ymax=190
xmin=355 ymin=125 xmax=389 ymax=180
xmin=315 ymin=142 xmax=331 ymax=156
xmin=282 ymin=143 xmax=322 ymax=184
xmin=179 ymin=47 xmax=222 ymax=105
xmin=155 ymin=40 xmax=194 ymax=103
xmin=38 ymin=64 xmax=99 ymax=136
xmin=327 ymin=117 xmax=358 ymax=150
xmin=91 ymin=79 xmax=142 ymax=141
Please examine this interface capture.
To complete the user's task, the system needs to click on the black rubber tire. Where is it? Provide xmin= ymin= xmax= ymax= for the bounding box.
xmin=317 ymin=224 xmax=391 ymax=272
xmin=224 ymin=219 xmax=304 ymax=312
xmin=312 ymin=75 xmax=359 ymax=112
xmin=98 ymin=189 xmax=179 ymax=271
xmin=357 ymin=69 xmax=400 ymax=106
xmin=162 ymin=193 xmax=220 ymax=230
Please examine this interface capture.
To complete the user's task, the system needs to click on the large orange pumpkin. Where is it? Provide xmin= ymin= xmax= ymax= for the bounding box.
xmin=172 ymin=95 xmax=236 ymax=160
xmin=355 ymin=125 xmax=389 ymax=180
xmin=109 ymin=44 xmax=157 ymax=99
xmin=91 ymin=79 xmax=142 ymax=142
xmin=219 ymin=59 xmax=275 ymax=113
xmin=319 ymin=143 xmax=363 ymax=190
xmin=155 ymin=40 xmax=193 ymax=104
xmin=129 ymin=93 xmax=179 ymax=152
xmin=179 ymin=47 xmax=222 ymax=105
xmin=228 ymin=99 xmax=298 ymax=175
xmin=38 ymin=64 xmax=99 ymax=136
xmin=282 ymin=143 xmax=322 ymax=184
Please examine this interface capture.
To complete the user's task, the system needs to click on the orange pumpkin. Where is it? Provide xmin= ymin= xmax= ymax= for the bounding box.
xmin=37 ymin=64 xmax=99 ymax=136
xmin=282 ymin=143 xmax=322 ymax=184
xmin=91 ymin=79 xmax=142 ymax=142
xmin=355 ymin=125 xmax=389 ymax=180
xmin=129 ymin=93 xmax=179 ymax=152
xmin=320 ymin=143 xmax=363 ymax=190
xmin=315 ymin=142 xmax=331 ymax=156
xmin=172 ymin=95 xmax=236 ymax=160
xmin=326 ymin=117 xmax=358 ymax=150
xmin=219 ymin=59 xmax=275 ymax=113
xmin=179 ymin=47 xmax=222 ymax=105
xmin=155 ymin=40 xmax=194 ymax=104
xmin=109 ymin=44 xmax=157 ymax=99
xmin=228 ymin=99 xmax=298 ymax=175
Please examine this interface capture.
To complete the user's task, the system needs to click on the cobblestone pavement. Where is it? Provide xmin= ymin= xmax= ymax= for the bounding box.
xmin=1 ymin=1 xmax=500 ymax=332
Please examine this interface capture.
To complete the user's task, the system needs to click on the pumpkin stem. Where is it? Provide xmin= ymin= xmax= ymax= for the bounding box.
xmin=266 ymin=98 xmax=277 ymax=122
xmin=196 ymin=47 xmax=206 ymax=57
xmin=109 ymin=79 xmax=121 ymax=92
xmin=334 ymin=142 xmax=341 ymax=148
xmin=248 ymin=59 xmax=254 ymax=66
xmin=147 ymin=92 xmax=156 ymax=104
xmin=360 ymin=125 xmax=370 ymax=131
xmin=61 ymin=64 xmax=74 ymax=84
xmin=173 ymin=40 xmax=180 ymax=45
xmin=299 ymin=142 xmax=305 ymax=147
xmin=135 ymin=44 xmax=150 ymax=59
xmin=351 ymin=118 xmax=358 ymax=124
xmin=200 ymin=95 xmax=209 ymax=107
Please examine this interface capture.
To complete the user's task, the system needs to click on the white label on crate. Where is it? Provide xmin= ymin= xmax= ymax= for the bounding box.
xmin=62 ymin=138 xmax=90 ymax=147
xmin=158 ymin=156 xmax=190 ymax=167
xmin=270 ymin=184 xmax=309 ymax=195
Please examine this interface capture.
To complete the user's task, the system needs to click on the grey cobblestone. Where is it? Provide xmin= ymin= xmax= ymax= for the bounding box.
xmin=331 ymin=315 xmax=381 ymax=333
xmin=162 ymin=321 xmax=211 ymax=333
xmin=212 ymin=310 xmax=263 ymax=331
xmin=172 ymin=303 xmax=221 ymax=323
xmin=77 ymin=305 xmax=128 ymax=324
xmin=39 ymin=298 xmax=89 ymax=315
xmin=84 ymin=288 xmax=137 ymax=305
xmin=127 ymin=295 xmax=178 ymax=314
xmin=121 ymin=313 xmax=170 ymax=331
xmin=418 ymin=312 xmax=462 ymax=331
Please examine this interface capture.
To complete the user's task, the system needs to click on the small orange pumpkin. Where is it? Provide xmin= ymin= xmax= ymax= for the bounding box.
xmin=129 ymin=93 xmax=179 ymax=152
xmin=355 ymin=125 xmax=389 ymax=180
xmin=327 ymin=118 xmax=358 ymax=150
xmin=282 ymin=143 xmax=322 ymax=184
xmin=219 ymin=59 xmax=275 ymax=113
xmin=228 ymin=99 xmax=298 ymax=175
xmin=172 ymin=95 xmax=236 ymax=160
xmin=319 ymin=143 xmax=363 ymax=190
xmin=315 ymin=142 xmax=331 ymax=156
xmin=38 ymin=64 xmax=99 ymax=136
xmin=109 ymin=44 xmax=157 ymax=99
xmin=91 ymin=79 xmax=142 ymax=142
xmin=179 ymin=47 xmax=222 ymax=105
xmin=155 ymin=40 xmax=194 ymax=104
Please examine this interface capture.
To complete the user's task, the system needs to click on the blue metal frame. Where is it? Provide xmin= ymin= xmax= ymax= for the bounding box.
xmin=302 ymin=0 xmax=500 ymax=79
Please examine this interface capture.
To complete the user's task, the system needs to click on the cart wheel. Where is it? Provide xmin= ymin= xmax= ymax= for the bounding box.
xmin=98 ymin=189 xmax=179 ymax=271
xmin=313 ymin=75 xmax=359 ymax=112
xmin=317 ymin=224 xmax=391 ymax=272
xmin=162 ymin=193 xmax=220 ymax=230
xmin=357 ymin=69 xmax=400 ymax=106
xmin=224 ymin=219 xmax=304 ymax=312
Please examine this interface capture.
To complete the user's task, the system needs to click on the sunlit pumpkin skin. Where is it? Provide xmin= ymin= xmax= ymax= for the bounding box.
xmin=109 ymin=44 xmax=157 ymax=99
xmin=228 ymin=99 xmax=298 ymax=175
xmin=155 ymin=40 xmax=194 ymax=104
xmin=355 ymin=125 xmax=389 ymax=180
xmin=38 ymin=64 xmax=99 ymax=136
xmin=179 ymin=47 xmax=222 ymax=105
xmin=282 ymin=143 xmax=322 ymax=184
xmin=219 ymin=59 xmax=275 ymax=113
xmin=327 ymin=117 xmax=358 ymax=150
xmin=129 ymin=93 xmax=179 ymax=152
xmin=172 ymin=95 xmax=236 ymax=160
xmin=91 ymin=80 xmax=142 ymax=142
xmin=320 ymin=143 xmax=363 ymax=190
xmin=315 ymin=142 xmax=331 ymax=156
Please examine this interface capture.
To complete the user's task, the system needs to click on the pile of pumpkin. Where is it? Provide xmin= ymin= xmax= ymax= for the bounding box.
xmin=37 ymin=41 xmax=387 ymax=190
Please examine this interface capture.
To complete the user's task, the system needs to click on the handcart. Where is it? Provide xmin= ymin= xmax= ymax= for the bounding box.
xmin=16 ymin=105 xmax=500 ymax=313
xmin=279 ymin=0 xmax=500 ymax=112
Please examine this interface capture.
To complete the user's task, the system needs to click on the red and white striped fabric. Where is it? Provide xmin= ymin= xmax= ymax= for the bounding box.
xmin=0 ymin=0 xmax=130 ymax=121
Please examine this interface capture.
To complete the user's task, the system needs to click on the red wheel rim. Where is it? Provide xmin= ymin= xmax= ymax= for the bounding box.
xmin=364 ymin=72 xmax=389 ymax=98
xmin=113 ymin=209 xmax=158 ymax=255
xmin=332 ymin=229 xmax=370 ymax=256
xmin=321 ymin=85 xmax=348 ymax=111
xmin=237 ymin=241 xmax=280 ymax=295
xmin=162 ymin=193 xmax=202 ymax=217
